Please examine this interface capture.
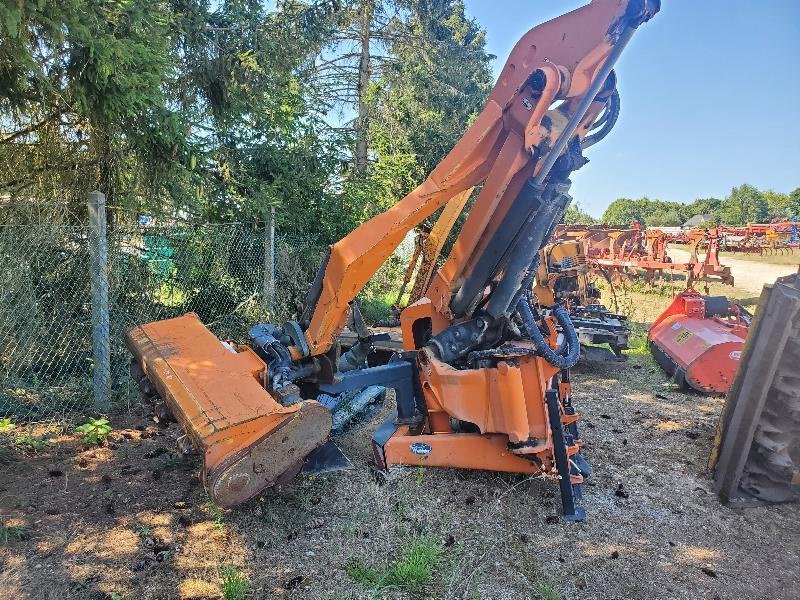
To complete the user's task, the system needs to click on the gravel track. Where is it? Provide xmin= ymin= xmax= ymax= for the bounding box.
xmin=668 ymin=248 xmax=798 ymax=294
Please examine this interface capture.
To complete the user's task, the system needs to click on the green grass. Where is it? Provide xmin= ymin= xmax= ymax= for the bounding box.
xmin=532 ymin=576 xmax=560 ymax=600
xmin=358 ymin=294 xmax=394 ymax=324
xmin=346 ymin=536 xmax=443 ymax=594
xmin=594 ymin=276 xmax=760 ymax=325
xmin=221 ymin=565 xmax=249 ymax=600
xmin=0 ymin=417 xmax=15 ymax=432
xmin=346 ymin=560 xmax=378 ymax=584
xmin=0 ymin=524 xmax=31 ymax=545
xmin=622 ymin=328 xmax=652 ymax=360
xmin=393 ymin=497 xmax=407 ymax=521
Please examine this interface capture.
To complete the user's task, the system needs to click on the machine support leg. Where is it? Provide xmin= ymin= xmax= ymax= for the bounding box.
xmin=559 ymin=369 xmax=580 ymax=440
xmin=545 ymin=389 xmax=585 ymax=522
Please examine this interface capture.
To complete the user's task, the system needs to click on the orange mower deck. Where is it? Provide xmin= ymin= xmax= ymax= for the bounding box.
xmin=126 ymin=313 xmax=331 ymax=507
xmin=648 ymin=291 xmax=749 ymax=395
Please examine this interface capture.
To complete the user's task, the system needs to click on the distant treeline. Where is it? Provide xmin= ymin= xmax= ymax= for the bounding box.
xmin=565 ymin=184 xmax=800 ymax=227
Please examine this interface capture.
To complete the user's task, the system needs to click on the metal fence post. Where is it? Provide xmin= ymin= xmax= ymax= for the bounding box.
xmin=88 ymin=191 xmax=111 ymax=411
xmin=264 ymin=205 xmax=276 ymax=316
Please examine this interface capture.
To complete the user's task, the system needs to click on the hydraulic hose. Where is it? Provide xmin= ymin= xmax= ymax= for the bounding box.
xmin=525 ymin=287 xmax=570 ymax=356
xmin=508 ymin=253 xmax=541 ymax=313
xmin=517 ymin=295 xmax=580 ymax=369
xmin=581 ymin=90 xmax=620 ymax=150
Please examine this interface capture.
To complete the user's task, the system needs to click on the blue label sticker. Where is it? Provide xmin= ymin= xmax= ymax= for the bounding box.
xmin=410 ymin=442 xmax=432 ymax=456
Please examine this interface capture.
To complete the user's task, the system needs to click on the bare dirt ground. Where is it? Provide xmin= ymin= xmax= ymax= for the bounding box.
xmin=2 ymin=294 xmax=799 ymax=599
xmin=668 ymin=247 xmax=798 ymax=294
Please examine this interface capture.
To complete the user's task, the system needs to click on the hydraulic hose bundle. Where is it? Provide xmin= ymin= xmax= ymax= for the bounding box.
xmin=517 ymin=295 xmax=580 ymax=369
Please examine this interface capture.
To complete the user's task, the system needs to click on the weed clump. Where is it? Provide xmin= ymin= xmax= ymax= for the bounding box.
xmin=0 ymin=524 xmax=31 ymax=545
xmin=347 ymin=536 xmax=443 ymax=593
xmin=75 ymin=418 xmax=112 ymax=445
xmin=221 ymin=565 xmax=249 ymax=600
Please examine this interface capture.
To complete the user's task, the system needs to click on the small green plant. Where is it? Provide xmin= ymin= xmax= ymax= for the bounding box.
xmin=110 ymin=593 xmax=123 ymax=600
xmin=221 ymin=565 xmax=249 ymax=600
xmin=346 ymin=536 xmax=443 ymax=593
xmin=346 ymin=560 xmax=379 ymax=585
xmin=623 ymin=331 xmax=651 ymax=359
xmin=385 ymin=537 xmax=442 ymax=590
xmin=532 ymin=576 xmax=560 ymax=600
xmin=0 ymin=417 xmax=15 ymax=432
xmin=74 ymin=418 xmax=112 ymax=445
xmin=416 ymin=465 xmax=425 ymax=486
xmin=0 ymin=524 xmax=31 ymax=545
xmin=134 ymin=524 xmax=151 ymax=539
xmin=205 ymin=499 xmax=225 ymax=529
xmin=393 ymin=498 xmax=406 ymax=521
xmin=15 ymin=435 xmax=46 ymax=453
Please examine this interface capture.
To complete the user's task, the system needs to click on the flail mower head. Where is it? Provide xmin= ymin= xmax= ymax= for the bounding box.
xmin=648 ymin=290 xmax=750 ymax=395
xmin=127 ymin=311 xmax=389 ymax=508
xmin=126 ymin=313 xmax=333 ymax=508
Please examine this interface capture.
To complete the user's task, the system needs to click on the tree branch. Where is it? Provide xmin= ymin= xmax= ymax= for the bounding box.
xmin=1 ymin=111 xmax=62 ymax=144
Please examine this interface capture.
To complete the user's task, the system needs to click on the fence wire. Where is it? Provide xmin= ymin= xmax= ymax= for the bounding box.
xmin=0 ymin=218 xmax=327 ymax=423
xmin=0 ymin=224 xmax=94 ymax=420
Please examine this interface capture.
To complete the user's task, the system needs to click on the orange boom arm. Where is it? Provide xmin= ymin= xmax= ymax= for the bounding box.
xmin=296 ymin=0 xmax=658 ymax=359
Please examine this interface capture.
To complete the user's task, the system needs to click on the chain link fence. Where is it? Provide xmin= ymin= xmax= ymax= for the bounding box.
xmin=0 ymin=195 xmax=328 ymax=423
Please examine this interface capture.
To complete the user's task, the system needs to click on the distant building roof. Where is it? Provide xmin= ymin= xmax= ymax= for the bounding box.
xmin=683 ymin=214 xmax=713 ymax=227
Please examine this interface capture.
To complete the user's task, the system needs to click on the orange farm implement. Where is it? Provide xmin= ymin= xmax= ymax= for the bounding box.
xmin=553 ymin=224 xmax=734 ymax=286
xmin=648 ymin=290 xmax=750 ymax=395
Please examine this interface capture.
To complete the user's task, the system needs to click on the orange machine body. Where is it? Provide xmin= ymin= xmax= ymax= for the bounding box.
xmin=391 ymin=291 xmax=582 ymax=479
xmin=648 ymin=291 xmax=749 ymax=394
xmin=385 ymin=307 xmax=582 ymax=481
xmin=126 ymin=0 xmax=660 ymax=517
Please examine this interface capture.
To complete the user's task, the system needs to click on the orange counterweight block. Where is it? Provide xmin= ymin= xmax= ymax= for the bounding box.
xmin=126 ymin=313 xmax=331 ymax=508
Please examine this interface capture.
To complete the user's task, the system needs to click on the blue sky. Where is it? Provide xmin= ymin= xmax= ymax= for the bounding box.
xmin=463 ymin=0 xmax=800 ymax=217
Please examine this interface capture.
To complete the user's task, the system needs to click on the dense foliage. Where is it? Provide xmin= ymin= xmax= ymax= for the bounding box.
xmin=563 ymin=203 xmax=597 ymax=225
xmin=1 ymin=0 xmax=492 ymax=243
xmin=598 ymin=184 xmax=799 ymax=227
